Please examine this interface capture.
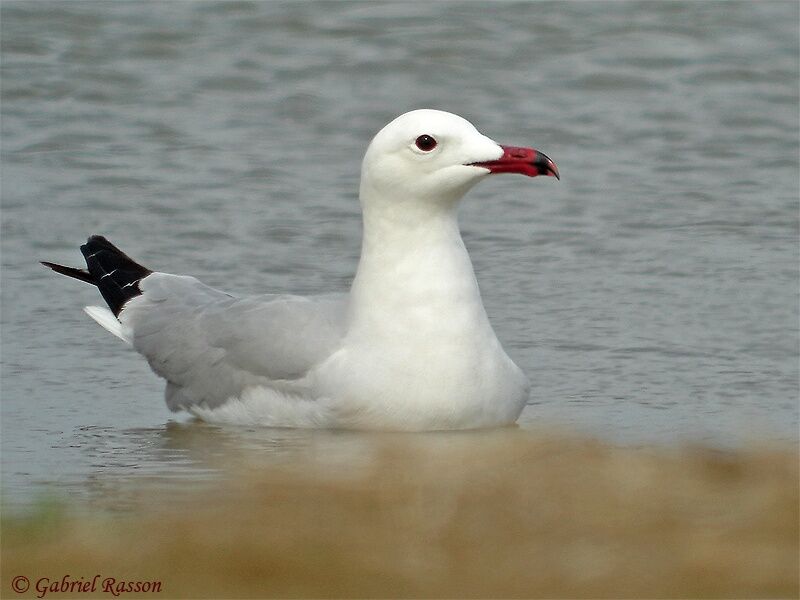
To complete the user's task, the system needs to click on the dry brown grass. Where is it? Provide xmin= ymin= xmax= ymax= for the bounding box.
xmin=3 ymin=429 xmax=798 ymax=598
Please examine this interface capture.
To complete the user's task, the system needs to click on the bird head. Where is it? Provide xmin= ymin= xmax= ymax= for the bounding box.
xmin=360 ymin=109 xmax=558 ymax=211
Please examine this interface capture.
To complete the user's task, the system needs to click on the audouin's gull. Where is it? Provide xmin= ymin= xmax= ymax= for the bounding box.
xmin=43 ymin=109 xmax=559 ymax=431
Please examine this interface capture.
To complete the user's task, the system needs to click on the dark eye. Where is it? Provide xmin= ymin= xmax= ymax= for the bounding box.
xmin=415 ymin=134 xmax=437 ymax=152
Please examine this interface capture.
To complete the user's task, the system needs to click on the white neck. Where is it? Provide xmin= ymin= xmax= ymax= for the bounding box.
xmin=347 ymin=189 xmax=492 ymax=341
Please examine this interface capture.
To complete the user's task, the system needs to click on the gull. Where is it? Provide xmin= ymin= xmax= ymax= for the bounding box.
xmin=42 ymin=109 xmax=559 ymax=431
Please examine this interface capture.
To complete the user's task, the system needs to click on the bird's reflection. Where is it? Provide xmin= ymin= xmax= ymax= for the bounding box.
xmin=65 ymin=419 xmax=528 ymax=514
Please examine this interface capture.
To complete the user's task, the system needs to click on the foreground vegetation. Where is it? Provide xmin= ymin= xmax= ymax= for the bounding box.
xmin=3 ymin=429 xmax=798 ymax=598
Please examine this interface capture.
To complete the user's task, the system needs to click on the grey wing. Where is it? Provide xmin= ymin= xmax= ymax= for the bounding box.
xmin=119 ymin=273 xmax=347 ymax=411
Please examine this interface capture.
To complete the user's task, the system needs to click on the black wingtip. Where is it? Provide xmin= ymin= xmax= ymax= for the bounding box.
xmin=42 ymin=236 xmax=153 ymax=316
xmin=41 ymin=261 xmax=96 ymax=285
xmin=80 ymin=235 xmax=152 ymax=316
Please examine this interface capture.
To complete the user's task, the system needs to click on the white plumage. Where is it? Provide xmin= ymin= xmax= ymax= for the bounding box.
xmin=56 ymin=109 xmax=560 ymax=431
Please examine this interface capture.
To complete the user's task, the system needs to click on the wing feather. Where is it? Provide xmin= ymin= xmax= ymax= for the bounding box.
xmin=119 ymin=273 xmax=347 ymax=411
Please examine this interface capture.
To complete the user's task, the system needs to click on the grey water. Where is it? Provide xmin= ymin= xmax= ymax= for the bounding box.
xmin=2 ymin=1 xmax=798 ymax=513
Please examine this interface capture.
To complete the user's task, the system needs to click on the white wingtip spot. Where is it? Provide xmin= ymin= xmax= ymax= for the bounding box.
xmin=83 ymin=306 xmax=132 ymax=344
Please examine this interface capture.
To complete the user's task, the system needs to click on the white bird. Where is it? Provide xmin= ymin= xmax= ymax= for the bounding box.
xmin=43 ymin=109 xmax=559 ymax=431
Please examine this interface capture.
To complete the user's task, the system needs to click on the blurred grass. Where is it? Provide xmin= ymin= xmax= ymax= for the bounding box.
xmin=2 ymin=429 xmax=798 ymax=598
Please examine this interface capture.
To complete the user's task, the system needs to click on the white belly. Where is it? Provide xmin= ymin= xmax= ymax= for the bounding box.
xmin=309 ymin=332 xmax=530 ymax=430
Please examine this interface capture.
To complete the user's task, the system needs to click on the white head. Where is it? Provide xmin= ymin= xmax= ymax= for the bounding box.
xmin=359 ymin=109 xmax=558 ymax=213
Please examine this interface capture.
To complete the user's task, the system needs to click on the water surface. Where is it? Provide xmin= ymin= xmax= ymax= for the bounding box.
xmin=2 ymin=1 xmax=798 ymax=512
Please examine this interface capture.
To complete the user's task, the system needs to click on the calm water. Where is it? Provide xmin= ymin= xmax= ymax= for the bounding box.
xmin=2 ymin=1 xmax=798 ymax=512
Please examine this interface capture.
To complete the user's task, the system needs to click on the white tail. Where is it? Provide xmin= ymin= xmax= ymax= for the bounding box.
xmin=83 ymin=305 xmax=132 ymax=344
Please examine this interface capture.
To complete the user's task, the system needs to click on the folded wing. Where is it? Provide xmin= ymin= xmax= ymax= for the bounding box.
xmin=120 ymin=273 xmax=347 ymax=411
